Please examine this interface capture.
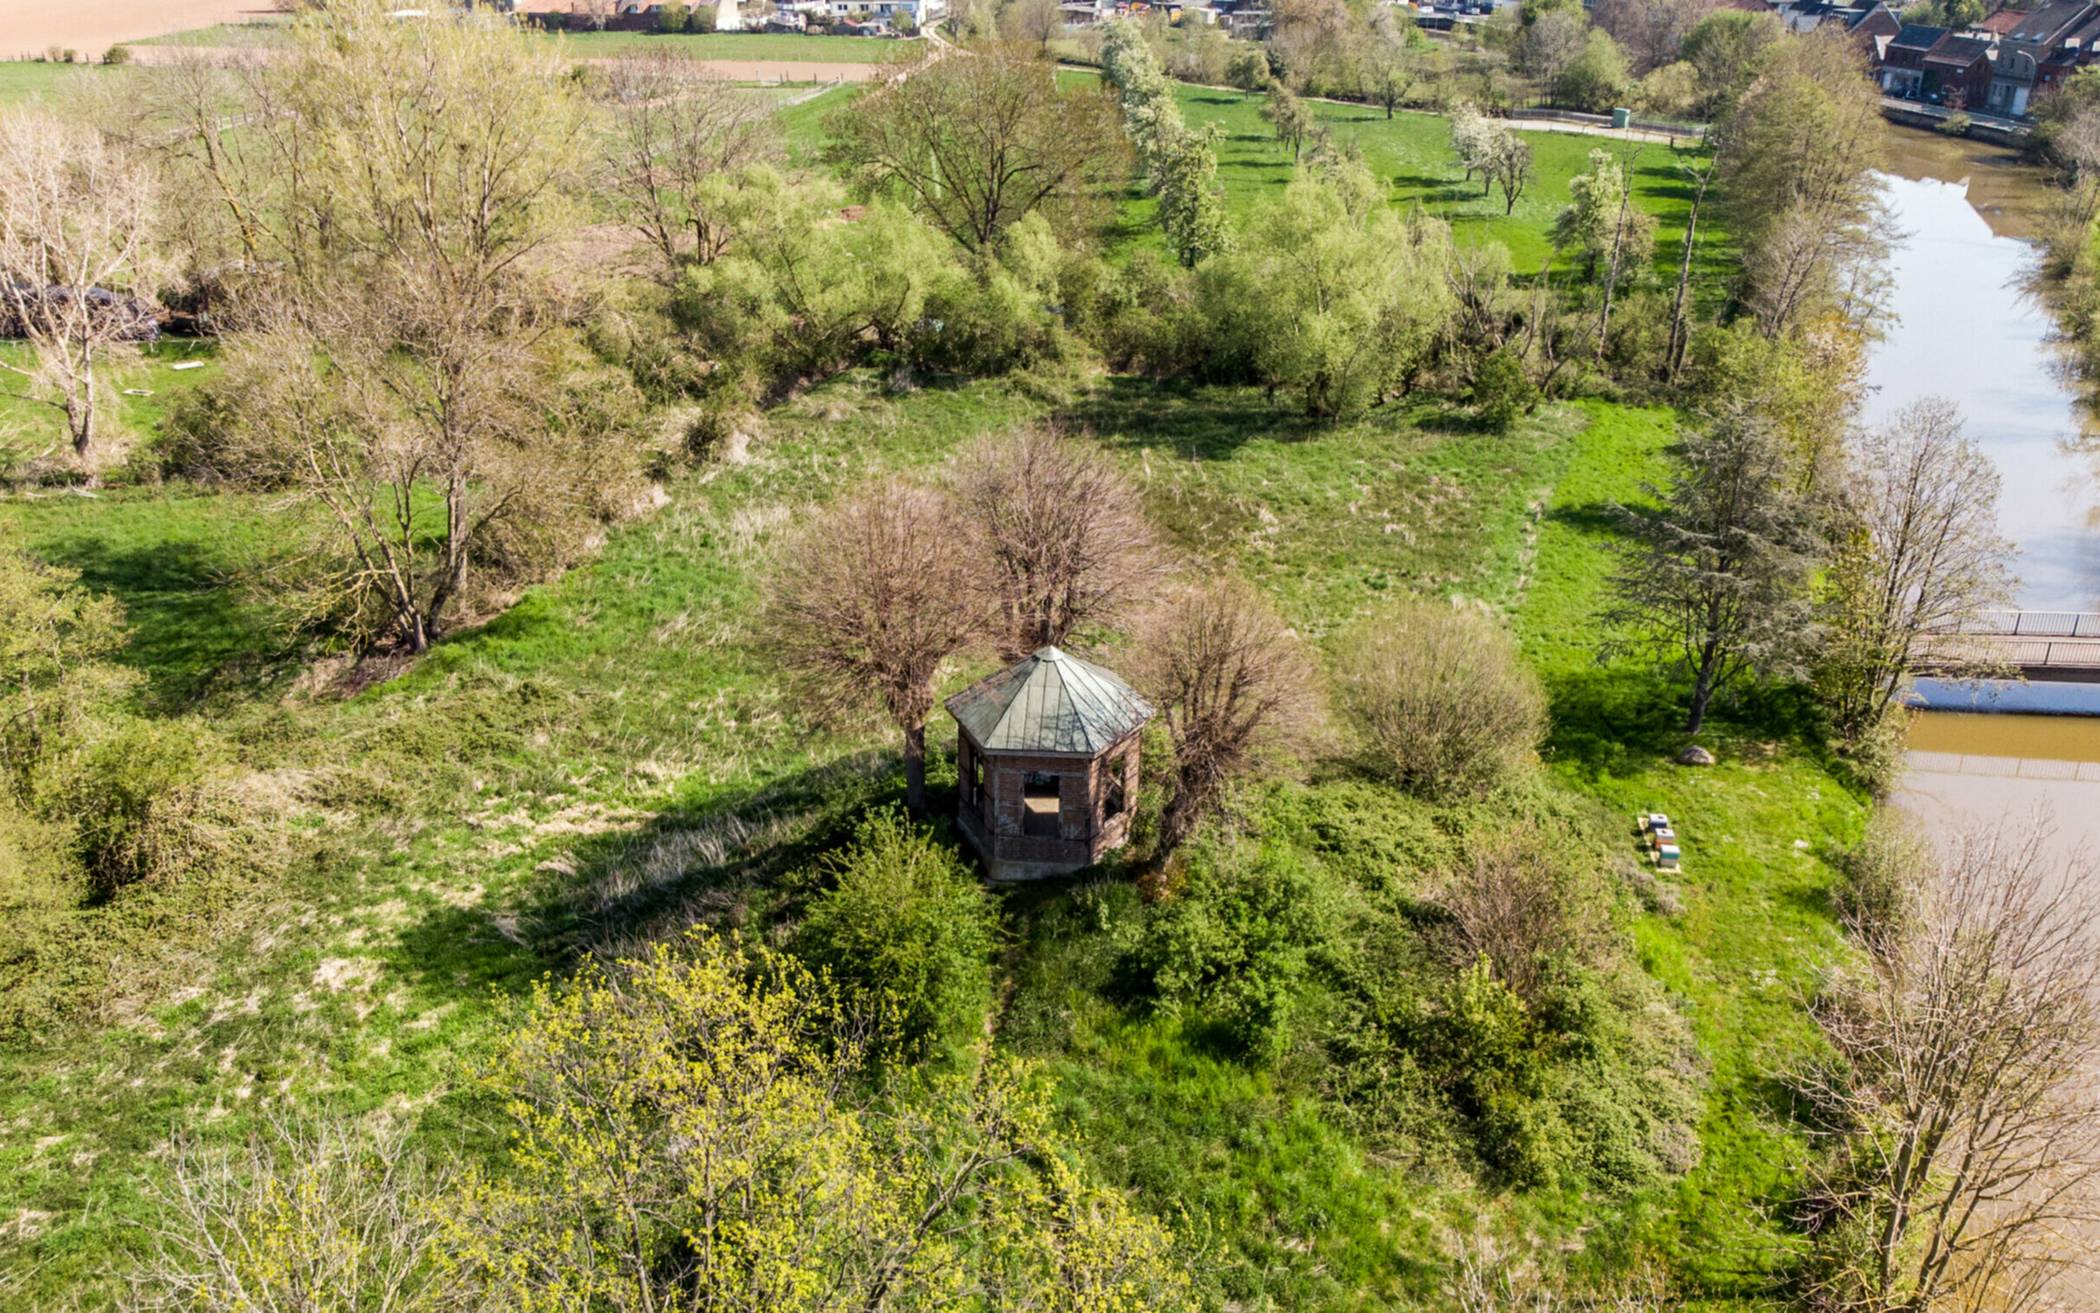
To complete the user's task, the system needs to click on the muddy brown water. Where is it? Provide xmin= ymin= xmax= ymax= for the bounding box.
xmin=1865 ymin=134 xmax=2100 ymax=612
xmin=1870 ymin=131 xmax=2100 ymax=862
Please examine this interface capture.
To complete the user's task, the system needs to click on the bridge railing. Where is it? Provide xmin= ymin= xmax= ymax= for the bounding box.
xmin=1945 ymin=610 xmax=2100 ymax=639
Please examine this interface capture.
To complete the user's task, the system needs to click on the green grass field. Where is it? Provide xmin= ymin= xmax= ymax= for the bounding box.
xmin=0 ymin=61 xmax=130 ymax=106
xmin=1114 ymin=80 xmax=1724 ymax=290
xmin=0 ymin=367 xmax=1863 ymax=1308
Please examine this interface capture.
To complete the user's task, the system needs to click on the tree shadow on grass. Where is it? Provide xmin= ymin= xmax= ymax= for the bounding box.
xmin=1055 ymin=377 xmax=1312 ymax=459
xmin=392 ymin=749 xmax=915 ymax=1005
xmin=29 ymin=533 xmax=296 ymax=712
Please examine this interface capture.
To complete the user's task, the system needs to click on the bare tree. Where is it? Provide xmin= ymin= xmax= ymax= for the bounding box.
xmin=196 ymin=329 xmax=640 ymax=654
xmin=1517 ymin=9 xmax=1590 ymax=92
xmin=1665 ymin=152 xmax=1716 ymax=381
xmin=826 ymin=44 xmax=1128 ymax=251
xmin=769 ymin=479 xmax=988 ymax=815
xmin=1000 ymin=0 xmax=1065 ymax=52
xmin=0 ymin=108 xmax=162 ymax=477
xmin=1129 ymin=578 xmax=1320 ymax=861
xmin=1604 ymin=406 xmax=1824 ymax=736
xmin=127 ymin=1118 xmax=463 ymax=1313
xmin=1441 ymin=826 xmax=1592 ymax=1008
xmin=1595 ymin=145 xmax=1649 ymax=347
xmin=949 ymin=428 xmax=1165 ymax=661
xmin=1816 ymin=399 xmax=2016 ymax=742
xmin=1355 ymin=13 xmax=1422 ymax=119
xmin=601 ymin=52 xmax=780 ymax=276
xmin=149 ymin=2 xmax=633 ymax=655
xmin=1805 ymin=823 xmax=2100 ymax=1313
xmin=1593 ymin=0 xmax=1719 ymax=73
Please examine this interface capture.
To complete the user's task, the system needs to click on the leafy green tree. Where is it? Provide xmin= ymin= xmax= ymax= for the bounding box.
xmin=1469 ymin=346 xmax=1537 ymax=428
xmin=655 ymin=1 xmax=688 ymax=30
xmin=1678 ymin=8 xmax=1781 ymax=115
xmin=1604 ymin=407 xmax=1825 ymax=735
xmin=794 ymin=810 xmax=996 ymax=1053
xmin=1100 ymin=19 xmax=1232 ymax=266
xmin=1554 ymin=29 xmax=1630 ymax=113
xmin=1202 ymin=164 xmax=1455 ymax=416
xmin=1260 ymin=80 xmax=1314 ymax=160
xmin=675 ymin=167 xmax=958 ymax=388
xmin=1227 ymin=43 xmax=1270 ymax=96
xmin=1714 ymin=29 xmax=1887 ymax=336
xmin=827 ymin=44 xmax=1126 ymax=251
xmin=1689 ymin=318 xmax=1866 ymax=490
xmin=1152 ymin=125 xmax=1233 ymax=267
xmin=1899 ymin=0 xmax=1984 ymax=29
xmin=467 ymin=932 xmax=1194 ymax=1313
xmin=142 ymin=931 xmax=1197 ymax=1312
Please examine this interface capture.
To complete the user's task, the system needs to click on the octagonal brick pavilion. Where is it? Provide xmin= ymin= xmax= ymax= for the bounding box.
xmin=944 ymin=646 xmax=1154 ymax=881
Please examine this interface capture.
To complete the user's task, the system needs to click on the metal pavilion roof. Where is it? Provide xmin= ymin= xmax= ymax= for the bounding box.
xmin=945 ymin=646 xmax=1154 ymax=756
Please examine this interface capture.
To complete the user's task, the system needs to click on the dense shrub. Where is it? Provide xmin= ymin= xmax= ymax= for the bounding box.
xmin=1554 ymin=30 xmax=1631 ymax=113
xmin=1469 ymin=347 xmax=1538 ymax=429
xmin=40 ymin=717 xmax=219 ymax=899
xmin=1248 ymin=788 xmax=1706 ymax=1194
xmin=1835 ymin=811 xmax=1926 ymax=950
xmin=1134 ymin=838 xmax=1348 ymax=1059
xmin=907 ymin=219 xmax=1075 ymax=376
xmin=1061 ymin=248 xmax=1209 ymax=375
xmin=793 ymin=810 xmax=997 ymax=1054
xmin=1332 ymin=599 xmax=1546 ymax=799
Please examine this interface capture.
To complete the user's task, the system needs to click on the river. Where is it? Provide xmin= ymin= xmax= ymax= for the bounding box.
xmin=1870 ymin=130 xmax=2100 ymax=854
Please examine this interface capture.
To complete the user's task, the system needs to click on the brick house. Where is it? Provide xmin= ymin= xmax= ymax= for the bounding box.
xmin=1924 ymin=34 xmax=1997 ymax=108
xmin=946 ymin=646 xmax=1153 ymax=881
xmin=1879 ymin=22 xmax=1948 ymax=95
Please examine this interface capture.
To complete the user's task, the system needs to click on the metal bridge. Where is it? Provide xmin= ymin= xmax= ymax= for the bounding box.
xmin=1920 ymin=611 xmax=2100 ymax=683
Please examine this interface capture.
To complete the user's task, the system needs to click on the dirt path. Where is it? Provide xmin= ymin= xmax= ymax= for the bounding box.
xmin=122 ymin=43 xmax=888 ymax=83
xmin=0 ymin=0 xmax=270 ymax=60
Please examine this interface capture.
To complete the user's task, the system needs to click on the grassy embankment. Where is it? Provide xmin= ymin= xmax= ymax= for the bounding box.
xmin=0 ymin=80 xmax=1860 ymax=1311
